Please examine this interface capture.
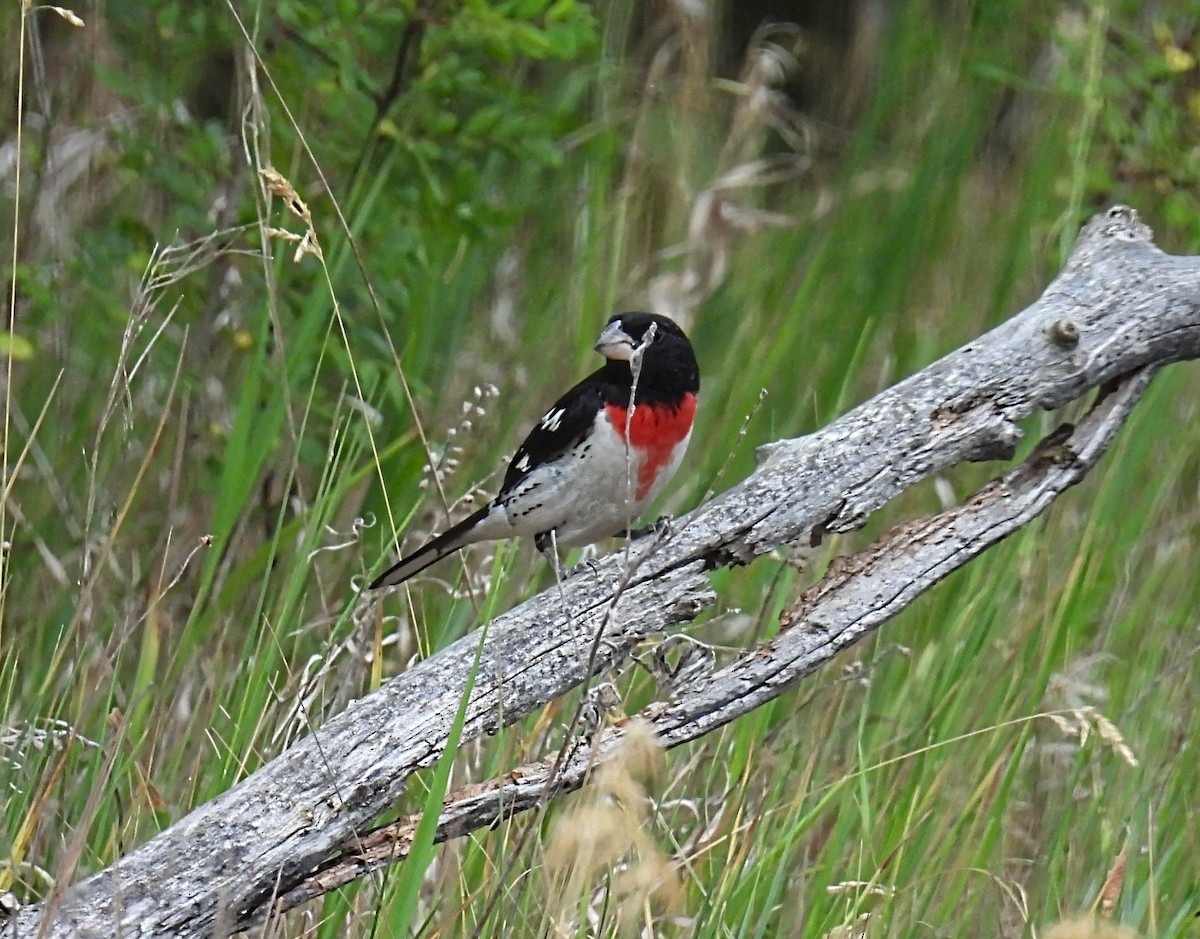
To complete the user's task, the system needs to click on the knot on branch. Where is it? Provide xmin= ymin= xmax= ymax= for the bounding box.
xmin=1065 ymin=205 xmax=1155 ymax=274
xmin=1081 ymin=205 xmax=1153 ymax=245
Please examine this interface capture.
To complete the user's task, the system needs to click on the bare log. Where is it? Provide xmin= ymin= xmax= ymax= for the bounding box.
xmin=248 ymin=361 xmax=1159 ymax=924
xmin=7 ymin=206 xmax=1200 ymax=938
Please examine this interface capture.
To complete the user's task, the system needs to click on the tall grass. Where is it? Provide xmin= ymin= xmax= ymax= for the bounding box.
xmin=2 ymin=1 xmax=1199 ymax=936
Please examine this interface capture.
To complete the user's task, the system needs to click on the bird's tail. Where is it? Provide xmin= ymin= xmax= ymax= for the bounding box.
xmin=369 ymin=505 xmax=495 ymax=589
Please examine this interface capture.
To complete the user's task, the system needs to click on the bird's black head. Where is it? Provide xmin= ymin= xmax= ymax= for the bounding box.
xmin=594 ymin=312 xmax=699 ymax=402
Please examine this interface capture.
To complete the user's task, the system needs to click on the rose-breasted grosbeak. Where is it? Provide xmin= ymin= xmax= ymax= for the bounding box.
xmin=370 ymin=312 xmax=700 ymax=589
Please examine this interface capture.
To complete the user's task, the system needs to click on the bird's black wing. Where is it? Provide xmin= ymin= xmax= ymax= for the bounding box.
xmin=498 ymin=367 xmax=614 ymax=499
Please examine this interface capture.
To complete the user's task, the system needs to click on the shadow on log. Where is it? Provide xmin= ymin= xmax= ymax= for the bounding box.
xmin=8 ymin=206 xmax=1200 ymax=938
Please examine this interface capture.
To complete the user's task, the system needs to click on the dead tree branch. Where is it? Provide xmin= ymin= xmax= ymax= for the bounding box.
xmin=246 ymin=361 xmax=1159 ymax=923
xmin=8 ymin=206 xmax=1200 ymax=938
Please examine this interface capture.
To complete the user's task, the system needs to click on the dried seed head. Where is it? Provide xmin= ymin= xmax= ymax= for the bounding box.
xmin=1098 ymin=847 xmax=1127 ymax=918
xmin=543 ymin=720 xmax=678 ymax=930
xmin=259 ymin=167 xmax=312 ymax=224
xmin=1042 ymin=916 xmax=1141 ymax=939
xmin=47 ymin=6 xmax=85 ymax=27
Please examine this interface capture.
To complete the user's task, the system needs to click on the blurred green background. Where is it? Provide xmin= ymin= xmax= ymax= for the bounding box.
xmin=2 ymin=1 xmax=1198 ymax=936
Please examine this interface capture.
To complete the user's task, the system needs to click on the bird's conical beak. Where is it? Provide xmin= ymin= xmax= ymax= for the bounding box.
xmin=594 ymin=320 xmax=636 ymax=361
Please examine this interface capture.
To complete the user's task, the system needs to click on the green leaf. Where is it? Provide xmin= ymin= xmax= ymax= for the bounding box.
xmin=0 ymin=332 xmax=34 ymax=360
xmin=387 ymin=624 xmax=490 ymax=932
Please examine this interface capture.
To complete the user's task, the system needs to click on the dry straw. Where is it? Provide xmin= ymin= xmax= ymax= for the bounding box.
xmin=543 ymin=719 xmax=684 ymax=935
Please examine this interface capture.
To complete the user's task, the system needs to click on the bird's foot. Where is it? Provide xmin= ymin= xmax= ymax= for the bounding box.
xmin=536 ymin=532 xmax=600 ymax=582
xmin=630 ymin=515 xmax=672 ymax=540
xmin=563 ymin=558 xmax=603 ymax=579
xmin=552 ymin=542 xmax=599 ymax=579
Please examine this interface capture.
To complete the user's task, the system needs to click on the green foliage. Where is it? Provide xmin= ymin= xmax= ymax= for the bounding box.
xmin=1087 ymin=15 xmax=1200 ymax=247
xmin=3 ymin=0 xmax=1200 ymax=936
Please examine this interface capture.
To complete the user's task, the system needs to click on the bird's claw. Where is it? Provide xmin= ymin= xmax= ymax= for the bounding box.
xmin=630 ymin=515 xmax=672 ymax=540
xmin=562 ymin=558 xmax=603 ymax=579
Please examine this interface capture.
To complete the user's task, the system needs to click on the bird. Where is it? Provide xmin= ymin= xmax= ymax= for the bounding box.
xmin=370 ymin=312 xmax=700 ymax=589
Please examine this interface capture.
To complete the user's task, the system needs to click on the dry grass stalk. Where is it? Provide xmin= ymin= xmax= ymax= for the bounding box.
xmin=645 ymin=29 xmax=806 ymax=327
xmin=543 ymin=719 xmax=683 ymax=934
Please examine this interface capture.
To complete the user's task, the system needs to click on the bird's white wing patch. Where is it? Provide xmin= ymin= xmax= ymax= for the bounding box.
xmin=539 ymin=407 xmax=566 ymax=432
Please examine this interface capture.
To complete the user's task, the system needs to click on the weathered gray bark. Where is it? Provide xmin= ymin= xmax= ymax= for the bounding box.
xmin=243 ymin=360 xmax=1158 ymax=924
xmin=7 ymin=206 xmax=1200 ymax=938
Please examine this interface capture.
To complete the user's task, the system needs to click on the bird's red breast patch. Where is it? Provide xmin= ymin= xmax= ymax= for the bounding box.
xmin=605 ymin=392 xmax=697 ymax=500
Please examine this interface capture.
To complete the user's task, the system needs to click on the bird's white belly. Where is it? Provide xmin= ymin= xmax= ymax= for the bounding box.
xmin=492 ymin=418 xmax=691 ymax=547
